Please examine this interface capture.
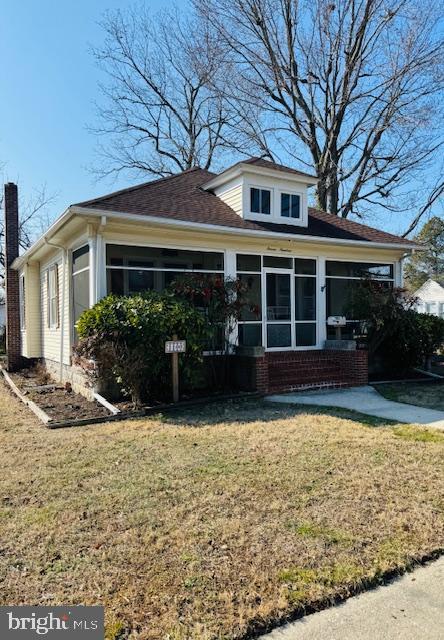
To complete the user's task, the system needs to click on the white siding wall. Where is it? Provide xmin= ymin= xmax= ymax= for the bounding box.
xmin=414 ymin=280 xmax=444 ymax=317
xmin=40 ymin=251 xmax=71 ymax=367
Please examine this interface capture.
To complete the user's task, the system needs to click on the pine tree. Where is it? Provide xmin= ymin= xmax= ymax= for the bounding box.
xmin=404 ymin=217 xmax=444 ymax=291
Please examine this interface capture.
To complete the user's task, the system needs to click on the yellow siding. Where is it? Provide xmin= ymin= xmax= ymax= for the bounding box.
xmin=21 ymin=263 xmax=41 ymax=358
xmin=214 ymin=179 xmax=243 ymax=216
xmin=40 ymin=251 xmax=71 ymax=368
xmin=218 ymin=186 xmax=242 ymax=216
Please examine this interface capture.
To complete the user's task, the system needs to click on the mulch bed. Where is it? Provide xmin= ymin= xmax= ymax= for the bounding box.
xmin=9 ymin=365 xmax=110 ymax=422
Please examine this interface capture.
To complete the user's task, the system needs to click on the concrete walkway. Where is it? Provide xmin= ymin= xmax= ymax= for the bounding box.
xmin=261 ymin=557 xmax=444 ymax=640
xmin=267 ymin=385 xmax=444 ymax=430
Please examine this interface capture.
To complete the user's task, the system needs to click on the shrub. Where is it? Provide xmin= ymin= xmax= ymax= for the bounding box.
xmin=169 ymin=274 xmax=259 ymax=387
xmin=346 ymin=279 xmax=444 ymax=372
xmin=74 ymin=292 xmax=209 ymax=406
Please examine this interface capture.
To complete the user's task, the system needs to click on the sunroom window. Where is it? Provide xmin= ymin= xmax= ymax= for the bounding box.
xmin=72 ymin=245 xmax=90 ymax=340
xmin=250 ymin=188 xmax=271 ymax=215
xmin=106 ymin=245 xmax=224 ymax=296
xmin=326 ymin=260 xmax=394 ymax=339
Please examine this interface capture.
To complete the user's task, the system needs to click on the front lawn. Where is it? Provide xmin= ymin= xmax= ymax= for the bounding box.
xmin=375 ymin=381 xmax=444 ymax=412
xmin=0 ymin=382 xmax=443 ymax=639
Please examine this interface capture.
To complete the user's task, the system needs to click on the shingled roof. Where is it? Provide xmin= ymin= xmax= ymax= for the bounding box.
xmin=75 ymin=166 xmax=416 ymax=247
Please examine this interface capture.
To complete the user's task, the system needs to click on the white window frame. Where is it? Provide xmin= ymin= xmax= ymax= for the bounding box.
xmin=47 ymin=264 xmax=59 ymax=329
xmin=236 ymin=252 xmax=319 ymax=352
xmin=19 ymin=273 xmax=25 ymax=330
xmin=243 ymin=179 xmax=308 ymax=227
xmin=324 ymin=258 xmax=395 ymax=337
xmin=279 ymin=189 xmax=303 ymax=220
xmin=105 ymin=242 xmax=225 ymax=297
xmin=71 ymin=244 xmax=91 ymax=343
xmin=249 ymin=186 xmax=272 ymax=218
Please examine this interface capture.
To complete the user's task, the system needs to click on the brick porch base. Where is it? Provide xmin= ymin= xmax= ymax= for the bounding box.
xmin=233 ymin=349 xmax=368 ymax=394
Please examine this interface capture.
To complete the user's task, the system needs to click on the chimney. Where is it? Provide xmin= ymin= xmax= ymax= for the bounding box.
xmin=4 ymin=183 xmax=22 ymax=371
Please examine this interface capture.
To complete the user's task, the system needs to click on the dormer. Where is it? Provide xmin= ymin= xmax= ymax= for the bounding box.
xmin=202 ymin=157 xmax=318 ymax=228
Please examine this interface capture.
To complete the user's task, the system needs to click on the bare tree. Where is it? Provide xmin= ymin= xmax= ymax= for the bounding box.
xmin=0 ymin=185 xmax=56 ymax=292
xmin=91 ymin=5 xmax=237 ymax=179
xmin=194 ymin=0 xmax=444 ymax=223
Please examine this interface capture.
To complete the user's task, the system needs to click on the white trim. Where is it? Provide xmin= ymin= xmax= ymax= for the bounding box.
xmin=11 ymin=200 xmax=420 ymax=271
xmin=106 ymin=266 xmax=224 ymax=273
xmin=19 ymin=273 xmax=26 ymax=331
xmin=72 ymin=266 xmax=89 ymax=277
xmin=201 ymin=162 xmax=318 ymax=191
xmin=248 ymin=185 xmax=273 ymax=219
xmin=72 ymin=207 xmax=421 ymax=252
xmin=278 ymin=188 xmax=303 ymax=221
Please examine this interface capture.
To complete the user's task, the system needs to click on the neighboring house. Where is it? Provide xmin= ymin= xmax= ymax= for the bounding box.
xmin=6 ymin=158 xmax=419 ymax=396
xmin=414 ymin=279 xmax=444 ymax=318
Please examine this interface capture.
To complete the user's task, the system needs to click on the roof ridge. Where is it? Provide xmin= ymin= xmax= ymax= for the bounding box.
xmin=74 ymin=166 xmax=213 ymax=208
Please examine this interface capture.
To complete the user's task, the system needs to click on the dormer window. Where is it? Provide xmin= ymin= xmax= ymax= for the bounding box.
xmin=281 ymin=193 xmax=300 ymax=219
xmin=250 ymin=187 xmax=271 ymax=215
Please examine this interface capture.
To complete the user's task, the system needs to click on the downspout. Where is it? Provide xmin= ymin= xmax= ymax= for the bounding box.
xmin=44 ymin=238 xmax=67 ymax=381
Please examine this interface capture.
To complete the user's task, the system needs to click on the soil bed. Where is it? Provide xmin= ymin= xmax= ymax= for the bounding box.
xmin=9 ymin=365 xmax=110 ymax=422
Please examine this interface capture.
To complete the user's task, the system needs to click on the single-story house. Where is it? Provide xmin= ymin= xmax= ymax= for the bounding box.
xmin=414 ymin=279 xmax=444 ymax=318
xmin=4 ymin=158 xmax=419 ymax=396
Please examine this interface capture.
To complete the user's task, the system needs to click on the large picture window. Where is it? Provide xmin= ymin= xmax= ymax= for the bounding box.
xmin=72 ymin=245 xmax=90 ymax=340
xmin=106 ymin=245 xmax=224 ymax=296
xmin=326 ymin=260 xmax=394 ymax=339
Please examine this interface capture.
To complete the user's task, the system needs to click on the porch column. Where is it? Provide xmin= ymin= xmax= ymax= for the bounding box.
xmin=394 ymin=258 xmax=403 ymax=287
xmin=318 ymin=257 xmax=327 ymax=346
xmin=225 ymin=249 xmax=238 ymax=349
xmin=87 ymin=224 xmax=97 ymax=307
xmin=95 ymin=234 xmax=106 ymax=301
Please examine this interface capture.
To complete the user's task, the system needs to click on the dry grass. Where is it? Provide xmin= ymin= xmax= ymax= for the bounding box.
xmin=0 ymin=381 xmax=443 ymax=640
xmin=375 ymin=381 xmax=444 ymax=411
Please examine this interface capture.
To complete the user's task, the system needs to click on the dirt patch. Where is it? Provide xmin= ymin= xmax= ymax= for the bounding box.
xmin=9 ymin=365 xmax=110 ymax=422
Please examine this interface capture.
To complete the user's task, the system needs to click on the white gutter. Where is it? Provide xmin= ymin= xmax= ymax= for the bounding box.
xmin=44 ymin=238 xmax=67 ymax=382
xmin=71 ymin=206 xmax=423 ymax=252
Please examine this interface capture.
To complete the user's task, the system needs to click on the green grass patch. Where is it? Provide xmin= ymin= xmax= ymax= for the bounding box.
xmin=287 ymin=520 xmax=353 ymax=544
xmin=393 ymin=425 xmax=444 ymax=443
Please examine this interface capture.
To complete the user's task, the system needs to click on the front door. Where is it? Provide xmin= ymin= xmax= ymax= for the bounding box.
xmin=264 ymin=269 xmax=294 ymax=349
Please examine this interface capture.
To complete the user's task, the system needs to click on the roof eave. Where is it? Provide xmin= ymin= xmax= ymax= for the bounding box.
xmin=11 ymin=207 xmax=74 ymax=270
xmin=71 ymin=206 xmax=420 ymax=252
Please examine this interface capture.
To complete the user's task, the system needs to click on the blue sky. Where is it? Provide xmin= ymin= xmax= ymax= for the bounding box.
xmin=0 ymin=0 xmax=169 ymax=222
xmin=1 ymin=0 xmax=442 ymax=238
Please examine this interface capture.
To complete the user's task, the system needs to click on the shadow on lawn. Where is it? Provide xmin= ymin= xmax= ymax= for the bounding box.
xmin=156 ymin=397 xmax=397 ymax=429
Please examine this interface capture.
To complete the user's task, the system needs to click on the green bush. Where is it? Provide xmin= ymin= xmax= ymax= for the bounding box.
xmin=346 ymin=279 xmax=444 ymax=372
xmin=74 ymin=292 xmax=209 ymax=406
